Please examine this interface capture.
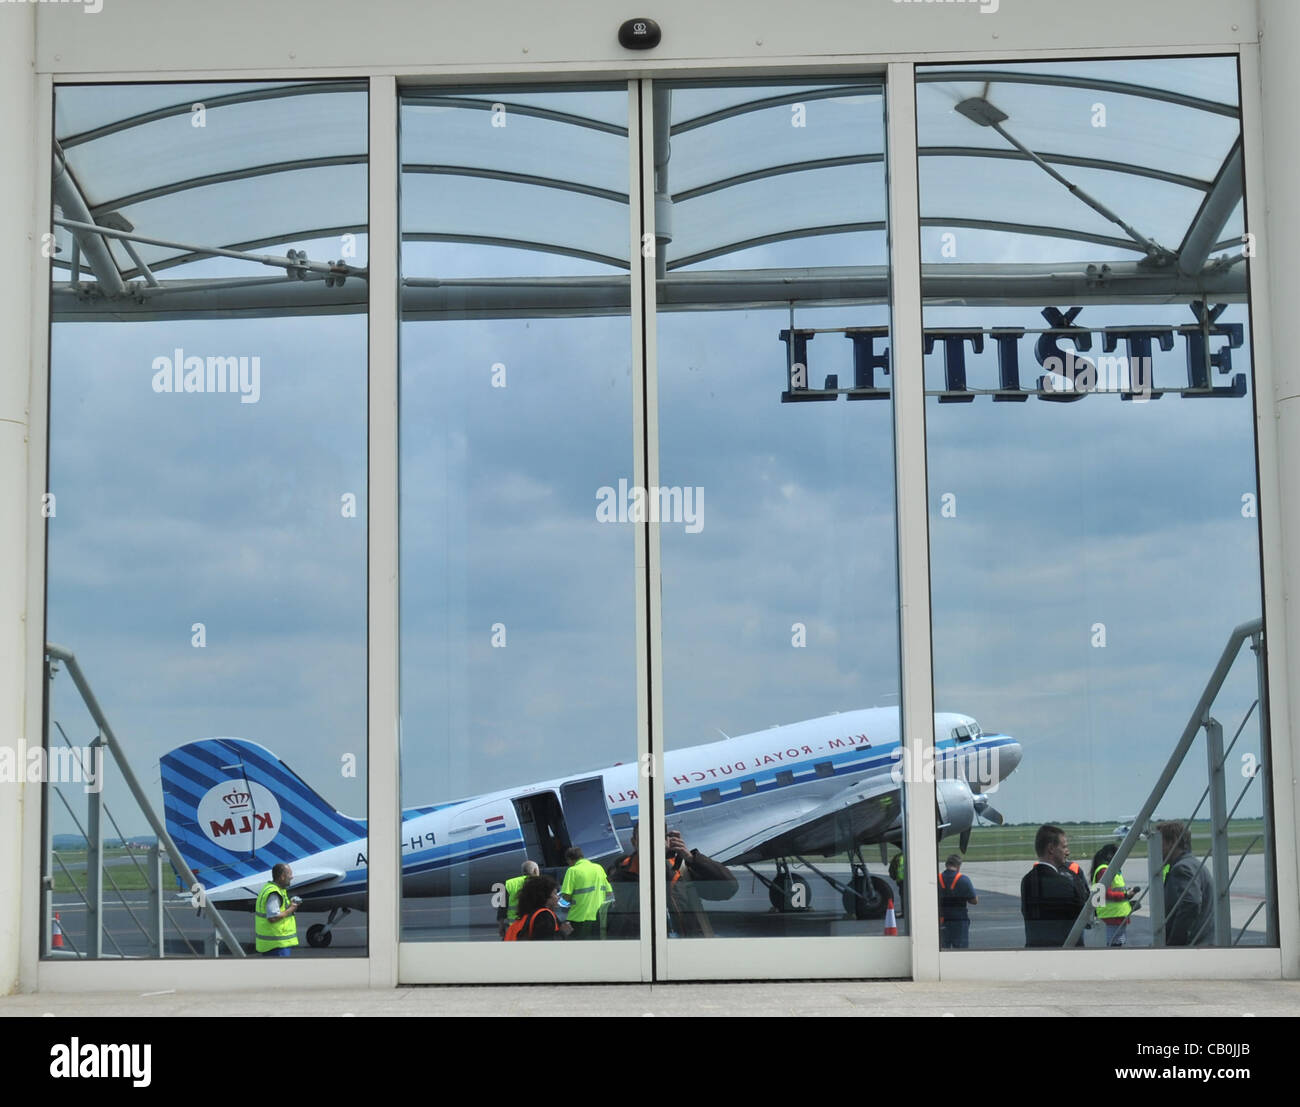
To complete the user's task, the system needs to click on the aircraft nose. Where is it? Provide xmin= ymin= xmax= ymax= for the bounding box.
xmin=997 ymin=739 xmax=1022 ymax=778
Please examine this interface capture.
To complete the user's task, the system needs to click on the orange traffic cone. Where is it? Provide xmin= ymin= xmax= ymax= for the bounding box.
xmin=883 ymin=898 xmax=898 ymax=936
xmin=52 ymin=912 xmax=64 ymax=949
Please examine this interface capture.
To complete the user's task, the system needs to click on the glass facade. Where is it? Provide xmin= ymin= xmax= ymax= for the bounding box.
xmin=397 ymin=84 xmax=638 ymax=943
xmin=917 ymin=57 xmax=1274 ymax=951
xmin=654 ymin=80 xmax=908 ymax=942
xmin=36 ymin=56 xmax=1280 ymax=979
xmin=44 ymin=81 xmax=369 ymax=959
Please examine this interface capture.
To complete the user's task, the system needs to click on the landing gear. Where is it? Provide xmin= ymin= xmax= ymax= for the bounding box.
xmin=768 ymin=872 xmax=812 ymax=913
xmin=839 ymin=849 xmax=897 ymax=920
xmin=842 ymin=874 xmax=897 ymax=920
xmin=745 ymin=859 xmax=813 ymax=912
xmin=306 ymin=906 xmax=352 ymax=948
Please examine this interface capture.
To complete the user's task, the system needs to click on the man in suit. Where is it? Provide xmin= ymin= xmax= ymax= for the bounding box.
xmin=1021 ymin=824 xmax=1090 ymax=948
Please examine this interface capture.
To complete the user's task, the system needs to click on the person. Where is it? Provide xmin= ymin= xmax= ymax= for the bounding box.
xmin=888 ymin=851 xmax=906 ymax=914
xmin=255 ymin=862 xmax=301 ymax=957
xmin=559 ymin=847 xmax=613 ymax=940
xmin=605 ymin=826 xmax=739 ymax=939
xmin=937 ymin=854 xmax=977 ymax=949
xmin=1020 ymin=824 xmax=1090 ymax=948
xmin=504 ymin=875 xmax=568 ymax=940
xmin=1090 ymin=843 xmax=1138 ymax=947
xmin=1158 ymin=820 xmax=1214 ymax=946
xmin=497 ymin=860 xmax=540 ymax=939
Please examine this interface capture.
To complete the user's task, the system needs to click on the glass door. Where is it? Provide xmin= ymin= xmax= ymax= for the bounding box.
xmin=397 ymin=82 xmax=644 ymax=982
xmin=396 ymin=77 xmax=909 ymax=982
xmin=644 ymin=78 xmax=911 ymax=980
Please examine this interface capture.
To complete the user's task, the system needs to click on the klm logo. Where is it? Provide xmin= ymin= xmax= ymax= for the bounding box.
xmin=209 ymin=811 xmax=275 ymax=837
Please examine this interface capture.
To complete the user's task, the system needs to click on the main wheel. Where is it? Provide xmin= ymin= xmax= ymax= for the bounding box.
xmin=768 ymin=873 xmax=812 ymax=912
xmin=306 ymin=923 xmax=332 ymax=948
xmin=843 ymin=874 xmax=877 ymax=919
xmin=843 ymin=875 xmax=895 ymax=919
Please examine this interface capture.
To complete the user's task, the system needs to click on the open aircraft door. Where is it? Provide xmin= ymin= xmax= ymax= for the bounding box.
xmin=560 ymin=776 xmax=623 ymax=861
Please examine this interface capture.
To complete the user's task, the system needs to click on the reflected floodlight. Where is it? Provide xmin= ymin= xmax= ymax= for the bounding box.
xmin=953 ymin=94 xmax=1175 ymax=267
xmin=97 ymin=212 xmax=134 ymax=233
xmin=954 ymin=96 xmax=1008 ymax=127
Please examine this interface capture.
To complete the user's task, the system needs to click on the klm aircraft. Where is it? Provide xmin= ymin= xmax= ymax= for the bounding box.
xmin=160 ymin=708 xmax=1021 ymax=946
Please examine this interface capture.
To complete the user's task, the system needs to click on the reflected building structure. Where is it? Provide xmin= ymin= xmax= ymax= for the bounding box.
xmin=2 ymin=0 xmax=1300 ymax=992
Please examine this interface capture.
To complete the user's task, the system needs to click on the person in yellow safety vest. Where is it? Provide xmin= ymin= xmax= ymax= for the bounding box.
xmin=559 ymin=846 xmax=613 ymax=940
xmin=255 ymin=863 xmax=301 ymax=957
xmin=497 ymin=860 xmax=541 ymax=939
xmin=1090 ymin=843 xmax=1139 ymax=947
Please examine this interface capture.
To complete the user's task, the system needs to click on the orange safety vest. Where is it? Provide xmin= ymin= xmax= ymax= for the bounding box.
xmin=938 ymin=868 xmax=965 ymax=923
xmin=503 ymin=908 xmax=558 ymax=941
xmin=938 ymin=869 xmax=964 ymax=892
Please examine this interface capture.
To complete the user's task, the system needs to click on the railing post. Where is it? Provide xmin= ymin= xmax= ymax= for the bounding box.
xmin=86 ymin=733 xmax=104 ymax=959
xmin=149 ymin=842 xmax=164 ymax=958
xmin=1253 ymin=631 xmax=1279 ymax=947
xmin=1204 ymin=717 xmax=1231 ymax=944
xmin=1148 ymin=829 xmax=1166 ymax=947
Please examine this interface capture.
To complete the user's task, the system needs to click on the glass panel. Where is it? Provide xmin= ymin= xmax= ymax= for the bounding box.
xmin=398 ymin=85 xmax=637 ymax=942
xmin=45 ymin=80 xmax=369 ymax=960
xmin=918 ymin=56 xmax=1275 ymax=951
xmin=655 ymin=79 xmax=912 ymax=941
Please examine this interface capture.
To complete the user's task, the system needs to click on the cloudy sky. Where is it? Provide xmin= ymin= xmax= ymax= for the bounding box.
xmin=44 ymin=63 xmax=1267 ymax=866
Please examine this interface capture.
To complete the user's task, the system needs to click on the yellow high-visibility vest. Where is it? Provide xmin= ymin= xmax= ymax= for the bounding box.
xmin=561 ymin=859 xmax=611 ymax=923
xmin=1094 ymin=863 xmax=1131 ymax=920
xmin=505 ymin=874 xmax=528 ymax=922
xmin=255 ymin=881 xmax=298 ymax=953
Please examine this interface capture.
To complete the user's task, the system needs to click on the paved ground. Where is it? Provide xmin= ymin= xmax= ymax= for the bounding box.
xmin=3 ymin=978 xmax=1299 ymax=1017
xmin=46 ymin=855 xmax=1270 ymax=954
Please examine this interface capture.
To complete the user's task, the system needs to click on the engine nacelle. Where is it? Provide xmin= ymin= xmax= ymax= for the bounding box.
xmin=935 ymin=778 xmax=977 ymax=840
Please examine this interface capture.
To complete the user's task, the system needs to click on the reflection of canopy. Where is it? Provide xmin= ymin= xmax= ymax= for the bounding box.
xmin=52 ymin=66 xmax=1247 ymax=322
xmin=53 ymin=81 xmax=370 ymax=319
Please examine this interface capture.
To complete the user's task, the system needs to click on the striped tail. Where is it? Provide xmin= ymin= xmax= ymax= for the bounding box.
xmin=161 ymin=738 xmax=365 ymax=888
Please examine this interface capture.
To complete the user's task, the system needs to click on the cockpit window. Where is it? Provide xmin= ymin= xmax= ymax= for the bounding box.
xmin=953 ymin=725 xmax=971 ymax=741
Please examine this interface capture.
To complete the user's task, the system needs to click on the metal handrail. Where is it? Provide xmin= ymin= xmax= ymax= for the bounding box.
xmin=44 ymin=644 xmax=246 ymax=958
xmin=1065 ymin=618 xmax=1267 ymax=947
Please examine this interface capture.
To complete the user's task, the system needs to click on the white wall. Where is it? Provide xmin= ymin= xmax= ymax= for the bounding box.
xmin=0 ymin=5 xmax=36 ymax=996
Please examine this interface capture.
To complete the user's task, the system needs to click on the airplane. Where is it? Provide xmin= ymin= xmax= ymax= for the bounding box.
xmin=160 ymin=707 xmax=1022 ymax=946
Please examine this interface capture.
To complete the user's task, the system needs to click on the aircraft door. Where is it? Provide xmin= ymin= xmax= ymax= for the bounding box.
xmin=560 ymin=777 xmax=623 ymax=861
xmin=512 ymin=791 xmax=571 ymax=869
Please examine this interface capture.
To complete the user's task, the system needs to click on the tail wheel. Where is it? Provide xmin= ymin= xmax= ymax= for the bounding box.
xmin=768 ymin=873 xmax=812 ymax=913
xmin=306 ymin=924 xmax=332 ymax=948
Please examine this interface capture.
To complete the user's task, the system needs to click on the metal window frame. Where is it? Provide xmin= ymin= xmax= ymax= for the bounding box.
xmin=19 ymin=36 xmax=1294 ymax=991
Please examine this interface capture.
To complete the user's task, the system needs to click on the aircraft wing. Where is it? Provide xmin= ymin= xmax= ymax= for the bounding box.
xmin=702 ymin=778 xmax=901 ymax=865
xmin=202 ymin=868 xmax=347 ymax=906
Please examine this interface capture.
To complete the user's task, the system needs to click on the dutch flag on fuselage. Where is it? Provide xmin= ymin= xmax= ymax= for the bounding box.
xmin=161 ymin=738 xmax=365 ymax=887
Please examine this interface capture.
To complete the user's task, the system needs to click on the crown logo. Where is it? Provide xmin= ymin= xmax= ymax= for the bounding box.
xmin=222 ymin=788 xmax=251 ymax=809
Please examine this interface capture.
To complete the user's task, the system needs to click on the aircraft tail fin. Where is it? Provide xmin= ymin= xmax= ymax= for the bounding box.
xmin=161 ymin=738 xmax=364 ymax=888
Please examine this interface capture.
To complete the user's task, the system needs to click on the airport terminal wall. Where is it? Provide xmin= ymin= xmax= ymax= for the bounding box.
xmin=5 ymin=0 xmax=1299 ymax=990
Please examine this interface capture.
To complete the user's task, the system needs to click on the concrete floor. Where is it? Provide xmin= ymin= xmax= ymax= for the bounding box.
xmin=3 ymin=978 xmax=1299 ymax=1017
